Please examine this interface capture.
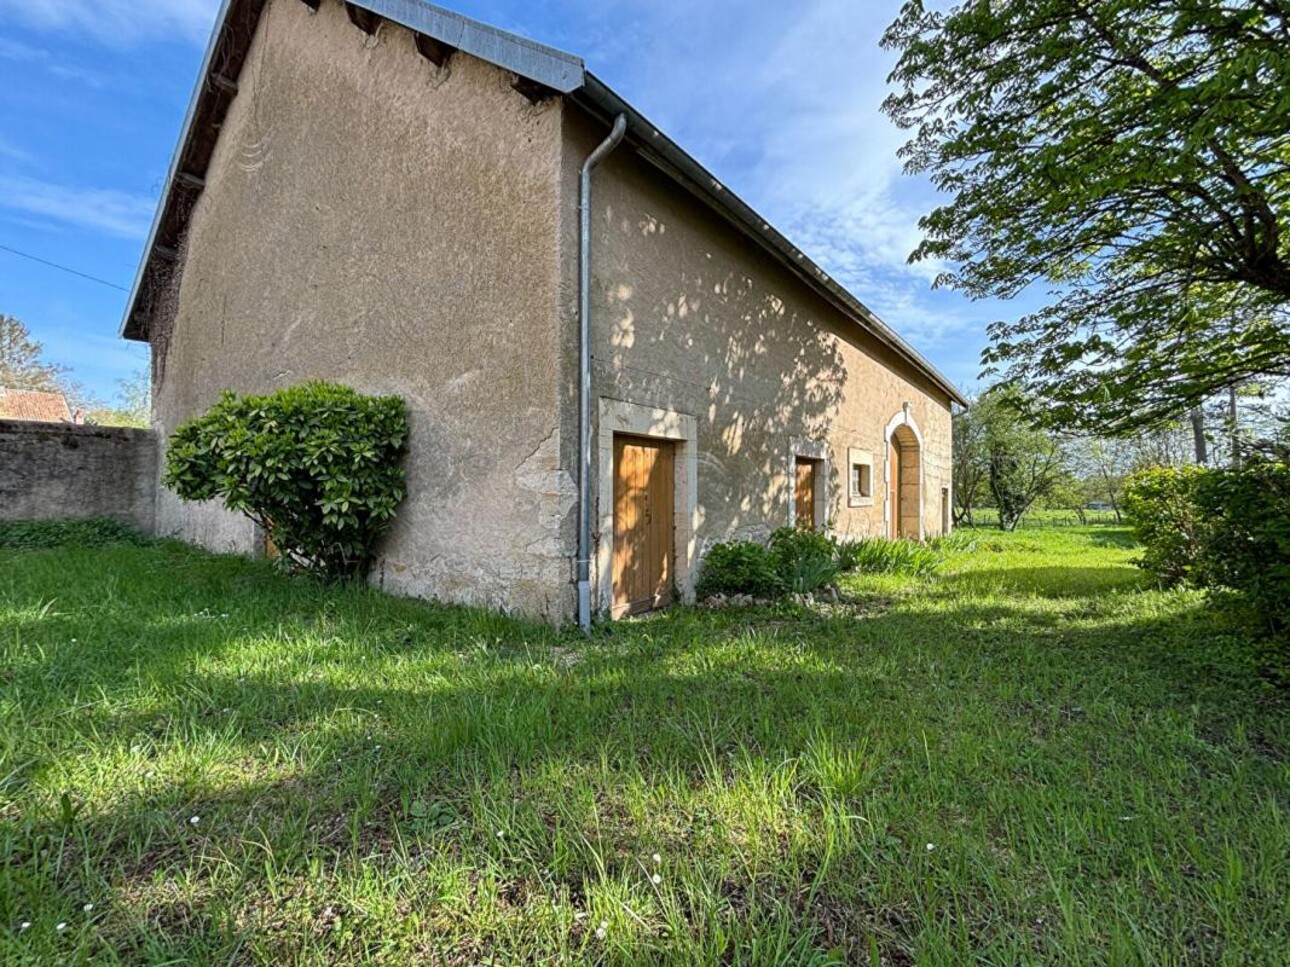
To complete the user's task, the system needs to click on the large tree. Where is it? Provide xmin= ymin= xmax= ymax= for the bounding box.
xmin=883 ymin=0 xmax=1290 ymax=434
xmin=0 ymin=313 xmax=66 ymax=391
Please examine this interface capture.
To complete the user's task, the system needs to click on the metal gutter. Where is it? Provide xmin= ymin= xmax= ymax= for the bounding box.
xmin=576 ymin=114 xmax=628 ymax=634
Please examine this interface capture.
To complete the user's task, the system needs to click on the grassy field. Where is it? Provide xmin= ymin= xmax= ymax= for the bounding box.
xmin=1 ymin=528 xmax=1286 ymax=965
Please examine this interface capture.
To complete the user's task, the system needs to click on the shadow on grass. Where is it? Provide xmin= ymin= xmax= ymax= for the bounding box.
xmin=3 ymin=540 xmax=1287 ymax=964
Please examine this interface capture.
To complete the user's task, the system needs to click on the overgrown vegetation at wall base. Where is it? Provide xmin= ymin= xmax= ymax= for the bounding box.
xmin=164 ymin=382 xmax=407 ymax=580
xmin=693 ymin=541 xmax=783 ymax=599
xmin=1125 ymin=462 xmax=1290 ymax=677
xmin=0 ymin=518 xmax=145 ymax=550
xmin=698 ymin=529 xmax=943 ymax=600
xmin=835 ymin=536 xmax=943 ymax=576
xmin=1 ymin=530 xmax=1285 ymax=963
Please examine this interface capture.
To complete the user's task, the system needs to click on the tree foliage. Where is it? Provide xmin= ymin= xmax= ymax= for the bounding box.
xmin=0 ymin=314 xmax=66 ymax=391
xmin=883 ymin=0 xmax=1290 ymax=433
xmin=87 ymin=366 xmax=151 ymax=428
xmin=164 ymin=382 xmax=408 ymax=580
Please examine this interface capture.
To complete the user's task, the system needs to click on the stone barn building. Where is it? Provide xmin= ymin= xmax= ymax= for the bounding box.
xmin=122 ymin=0 xmax=966 ymax=625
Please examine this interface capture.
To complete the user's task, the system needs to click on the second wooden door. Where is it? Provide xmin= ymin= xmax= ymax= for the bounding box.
xmin=612 ymin=435 xmax=675 ymax=618
xmin=794 ymin=458 xmax=819 ymax=531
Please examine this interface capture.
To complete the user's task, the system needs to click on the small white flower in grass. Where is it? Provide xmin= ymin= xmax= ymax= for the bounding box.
xmin=595 ymin=921 xmax=608 ymax=940
xmin=925 ymin=843 xmax=935 ymax=852
xmin=651 ymin=872 xmax=662 ymax=885
xmin=652 ymin=852 xmax=662 ymax=865
xmin=19 ymin=921 xmax=30 ymax=931
xmin=82 ymin=903 xmax=94 ymax=913
xmin=189 ymin=815 xmax=201 ymax=826
xmin=55 ymin=922 xmax=67 ymax=932
xmin=496 ymin=830 xmax=505 ymax=839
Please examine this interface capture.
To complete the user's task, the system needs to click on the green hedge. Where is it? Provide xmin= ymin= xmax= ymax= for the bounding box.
xmin=1122 ymin=465 xmax=1208 ymax=584
xmin=1124 ymin=461 xmax=1290 ymax=675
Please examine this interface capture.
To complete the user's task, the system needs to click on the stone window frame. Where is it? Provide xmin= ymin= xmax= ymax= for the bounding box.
xmin=846 ymin=447 xmax=875 ymax=508
xmin=595 ymin=398 xmax=698 ymax=617
xmin=787 ymin=437 xmax=830 ymax=532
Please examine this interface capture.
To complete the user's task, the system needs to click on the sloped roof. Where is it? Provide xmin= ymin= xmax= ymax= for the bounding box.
xmin=0 ymin=387 xmax=72 ymax=422
xmin=122 ymin=0 xmax=968 ymax=407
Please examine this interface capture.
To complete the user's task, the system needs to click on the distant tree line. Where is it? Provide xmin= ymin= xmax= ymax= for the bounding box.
xmin=952 ymin=384 xmax=1289 ymax=531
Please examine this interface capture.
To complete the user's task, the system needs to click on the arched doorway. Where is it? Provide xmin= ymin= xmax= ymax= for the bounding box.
xmin=888 ymin=423 xmax=922 ymax=539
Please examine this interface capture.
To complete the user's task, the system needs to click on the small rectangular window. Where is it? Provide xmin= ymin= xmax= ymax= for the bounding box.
xmin=851 ymin=463 xmax=871 ymax=498
xmin=847 ymin=448 xmax=874 ymax=507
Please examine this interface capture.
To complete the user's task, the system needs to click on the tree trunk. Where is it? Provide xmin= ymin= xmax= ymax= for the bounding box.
xmin=1229 ymin=385 xmax=1240 ymax=468
xmin=1190 ymin=407 xmax=1208 ymax=465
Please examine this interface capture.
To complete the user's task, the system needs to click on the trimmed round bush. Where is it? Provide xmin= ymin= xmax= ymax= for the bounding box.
xmin=164 ymin=382 xmax=408 ymax=580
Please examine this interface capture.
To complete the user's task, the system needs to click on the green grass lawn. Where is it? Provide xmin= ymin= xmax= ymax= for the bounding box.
xmin=1 ymin=528 xmax=1286 ymax=965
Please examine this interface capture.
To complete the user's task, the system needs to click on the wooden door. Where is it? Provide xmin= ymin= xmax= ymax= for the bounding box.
xmin=794 ymin=458 xmax=818 ymax=531
xmin=612 ymin=436 xmax=675 ymax=618
xmin=889 ymin=440 xmax=901 ymax=539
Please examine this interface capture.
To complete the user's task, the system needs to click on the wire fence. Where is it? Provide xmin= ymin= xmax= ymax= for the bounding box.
xmin=960 ymin=509 xmax=1124 ymax=529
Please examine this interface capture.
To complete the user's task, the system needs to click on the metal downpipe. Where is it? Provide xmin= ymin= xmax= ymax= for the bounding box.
xmin=577 ymin=113 xmax=628 ymax=634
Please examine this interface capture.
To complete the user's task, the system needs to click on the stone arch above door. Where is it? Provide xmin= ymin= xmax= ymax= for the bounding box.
xmin=884 ymin=406 xmax=924 ymax=540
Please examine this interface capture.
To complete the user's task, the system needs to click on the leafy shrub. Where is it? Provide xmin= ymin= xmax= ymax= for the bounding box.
xmin=0 ymin=518 xmax=144 ymax=550
xmin=695 ymin=541 xmax=783 ymax=599
xmin=769 ymin=527 xmax=840 ymax=594
xmin=1192 ymin=462 xmax=1290 ymax=641
xmin=1124 ymin=461 xmax=1290 ymax=680
xmin=164 ymin=382 xmax=408 ymax=581
xmin=837 ymin=537 xmax=943 ymax=576
xmin=1122 ymin=465 xmax=1207 ymax=584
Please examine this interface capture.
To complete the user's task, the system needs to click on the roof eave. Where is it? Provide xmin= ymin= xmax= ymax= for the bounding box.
xmin=120 ymin=0 xmax=967 ymax=409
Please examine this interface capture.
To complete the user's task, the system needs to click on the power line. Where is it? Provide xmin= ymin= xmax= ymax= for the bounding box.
xmin=0 ymin=243 xmax=129 ymax=292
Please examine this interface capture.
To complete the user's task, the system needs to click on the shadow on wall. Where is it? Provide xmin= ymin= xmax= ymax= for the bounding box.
xmin=598 ymin=204 xmax=850 ymax=547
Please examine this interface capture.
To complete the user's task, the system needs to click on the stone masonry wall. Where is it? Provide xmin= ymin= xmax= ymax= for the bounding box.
xmin=0 ymin=420 xmax=157 ymax=534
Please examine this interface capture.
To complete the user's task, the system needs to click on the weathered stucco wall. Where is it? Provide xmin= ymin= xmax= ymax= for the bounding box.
xmin=0 ymin=420 xmax=157 ymax=534
xmin=150 ymin=0 xmax=574 ymax=619
xmin=563 ymin=108 xmax=954 ymax=606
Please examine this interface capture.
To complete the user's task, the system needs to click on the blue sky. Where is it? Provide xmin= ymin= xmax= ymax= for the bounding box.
xmin=0 ymin=0 xmax=1011 ymax=402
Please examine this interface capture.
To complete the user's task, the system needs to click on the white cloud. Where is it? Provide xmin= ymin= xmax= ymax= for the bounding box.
xmin=0 ymin=136 xmax=33 ymax=164
xmin=0 ymin=173 xmax=154 ymax=238
xmin=0 ymin=0 xmax=217 ymax=46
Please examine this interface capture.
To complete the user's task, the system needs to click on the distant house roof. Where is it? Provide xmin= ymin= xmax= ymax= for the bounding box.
xmin=0 ymin=387 xmax=72 ymax=423
xmin=121 ymin=0 xmax=969 ymax=408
